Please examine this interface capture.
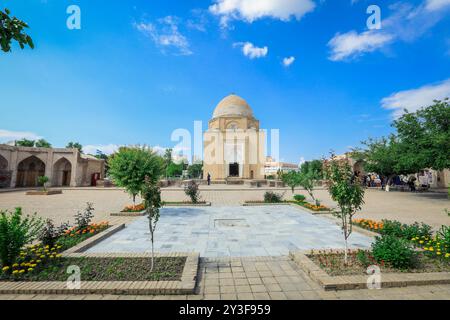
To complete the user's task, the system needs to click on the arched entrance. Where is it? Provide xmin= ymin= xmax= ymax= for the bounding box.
xmin=53 ymin=158 xmax=72 ymax=186
xmin=16 ymin=156 xmax=46 ymax=187
xmin=0 ymin=155 xmax=11 ymax=188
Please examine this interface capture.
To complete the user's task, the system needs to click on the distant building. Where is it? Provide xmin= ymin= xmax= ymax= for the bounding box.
xmin=0 ymin=144 xmax=105 ymax=188
xmin=203 ymin=94 xmax=266 ymax=180
xmin=264 ymin=156 xmax=299 ymax=176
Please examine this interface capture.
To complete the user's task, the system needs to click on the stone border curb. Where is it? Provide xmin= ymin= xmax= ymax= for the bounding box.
xmin=242 ymin=202 xmax=334 ymax=215
xmin=26 ymin=190 xmax=63 ymax=196
xmin=110 ymin=211 xmax=146 ymax=217
xmin=163 ymin=202 xmax=212 ymax=207
xmin=61 ymin=224 xmax=126 ymax=255
xmin=0 ymin=253 xmax=199 ymax=295
xmin=290 ymin=250 xmax=450 ymax=291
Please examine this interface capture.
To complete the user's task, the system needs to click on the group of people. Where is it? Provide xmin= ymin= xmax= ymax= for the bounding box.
xmin=353 ymin=171 xmax=433 ymax=192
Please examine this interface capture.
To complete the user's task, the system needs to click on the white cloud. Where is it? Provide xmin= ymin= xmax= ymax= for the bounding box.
xmin=328 ymin=30 xmax=394 ymax=61
xmin=234 ymin=42 xmax=268 ymax=59
xmin=328 ymin=1 xmax=449 ymax=61
xmin=282 ymin=56 xmax=295 ymax=67
xmin=134 ymin=16 xmax=192 ymax=56
xmin=381 ymin=78 xmax=450 ymax=118
xmin=425 ymin=0 xmax=450 ymax=11
xmin=209 ymin=0 xmax=316 ymax=27
xmin=0 ymin=129 xmax=41 ymax=144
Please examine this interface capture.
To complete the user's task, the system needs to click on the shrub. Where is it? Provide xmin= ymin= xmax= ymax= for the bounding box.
xmin=372 ymin=235 xmax=418 ymax=269
xmin=402 ymin=222 xmax=432 ymax=240
xmin=356 ymin=250 xmax=372 ymax=268
xmin=264 ymin=191 xmax=283 ymax=203
xmin=39 ymin=219 xmax=70 ymax=247
xmin=74 ymin=203 xmax=95 ymax=230
xmin=184 ymin=180 xmax=201 ymax=203
xmin=293 ymin=194 xmax=306 ymax=202
xmin=380 ymin=220 xmax=404 ymax=238
xmin=0 ymin=208 xmax=43 ymax=267
xmin=37 ymin=176 xmax=49 ymax=191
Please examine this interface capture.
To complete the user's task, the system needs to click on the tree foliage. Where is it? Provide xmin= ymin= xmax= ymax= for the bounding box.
xmin=325 ymin=154 xmax=365 ymax=264
xmin=15 ymin=139 xmax=35 ymax=147
xmin=281 ymin=171 xmax=301 ymax=193
xmin=0 ymin=8 xmax=34 ymax=52
xmin=108 ymin=146 xmax=164 ymax=204
xmin=66 ymin=142 xmax=83 ymax=153
xmin=188 ymin=163 xmax=203 ymax=179
xmin=35 ymin=139 xmax=52 ymax=148
xmin=141 ymin=177 xmax=162 ymax=272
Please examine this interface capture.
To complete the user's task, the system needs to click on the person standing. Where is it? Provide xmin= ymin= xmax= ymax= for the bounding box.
xmin=207 ymin=173 xmax=211 ymax=186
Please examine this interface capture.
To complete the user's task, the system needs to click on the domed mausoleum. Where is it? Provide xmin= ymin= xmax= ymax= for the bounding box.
xmin=203 ymin=94 xmax=265 ymax=181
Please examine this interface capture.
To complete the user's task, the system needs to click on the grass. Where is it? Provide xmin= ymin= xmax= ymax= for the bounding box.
xmin=308 ymin=251 xmax=450 ymax=276
xmin=2 ymin=257 xmax=186 ymax=282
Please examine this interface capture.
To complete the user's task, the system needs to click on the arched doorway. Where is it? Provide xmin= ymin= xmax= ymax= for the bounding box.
xmin=53 ymin=158 xmax=72 ymax=186
xmin=16 ymin=156 xmax=46 ymax=187
xmin=0 ymin=155 xmax=11 ymax=188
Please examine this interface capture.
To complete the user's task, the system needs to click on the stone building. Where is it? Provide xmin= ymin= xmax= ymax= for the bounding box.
xmin=0 ymin=144 xmax=105 ymax=188
xmin=203 ymin=94 xmax=266 ymax=181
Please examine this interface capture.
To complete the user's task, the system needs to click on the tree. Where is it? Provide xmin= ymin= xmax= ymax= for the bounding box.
xmin=94 ymin=150 xmax=110 ymax=174
xmin=281 ymin=171 xmax=301 ymax=194
xmin=188 ymin=162 xmax=203 ymax=179
xmin=298 ymin=160 xmax=323 ymax=202
xmin=15 ymin=139 xmax=35 ymax=147
xmin=0 ymin=8 xmax=34 ymax=52
xmin=37 ymin=176 xmax=49 ymax=191
xmin=35 ymin=139 xmax=51 ymax=148
xmin=352 ymin=135 xmax=403 ymax=191
xmin=108 ymin=146 xmax=164 ymax=205
xmin=163 ymin=149 xmax=173 ymax=168
xmin=141 ymin=177 xmax=162 ymax=272
xmin=393 ymin=99 xmax=450 ymax=171
xmin=66 ymin=142 xmax=83 ymax=153
xmin=166 ymin=162 xmax=184 ymax=178
xmin=325 ymin=153 xmax=365 ymax=264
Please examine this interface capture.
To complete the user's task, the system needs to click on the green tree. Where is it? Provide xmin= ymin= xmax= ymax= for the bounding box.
xmin=0 ymin=8 xmax=34 ymax=52
xmin=94 ymin=150 xmax=110 ymax=174
xmin=35 ymin=139 xmax=51 ymax=148
xmin=37 ymin=176 xmax=49 ymax=191
xmin=141 ymin=177 xmax=162 ymax=272
xmin=393 ymin=99 xmax=450 ymax=171
xmin=15 ymin=138 xmax=35 ymax=147
xmin=297 ymin=160 xmax=323 ymax=202
xmin=166 ymin=162 xmax=184 ymax=178
xmin=108 ymin=146 xmax=164 ymax=205
xmin=66 ymin=142 xmax=83 ymax=153
xmin=188 ymin=163 xmax=203 ymax=179
xmin=281 ymin=171 xmax=301 ymax=194
xmin=325 ymin=153 xmax=365 ymax=264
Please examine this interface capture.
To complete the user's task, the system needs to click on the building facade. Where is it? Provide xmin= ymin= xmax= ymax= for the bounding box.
xmin=0 ymin=144 xmax=105 ymax=188
xmin=264 ymin=156 xmax=299 ymax=177
xmin=203 ymin=95 xmax=266 ymax=181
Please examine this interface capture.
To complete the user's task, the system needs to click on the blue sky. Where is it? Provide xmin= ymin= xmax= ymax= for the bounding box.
xmin=1 ymin=0 xmax=449 ymax=163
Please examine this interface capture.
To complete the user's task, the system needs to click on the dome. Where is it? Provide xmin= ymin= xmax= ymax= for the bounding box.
xmin=212 ymin=94 xmax=254 ymax=118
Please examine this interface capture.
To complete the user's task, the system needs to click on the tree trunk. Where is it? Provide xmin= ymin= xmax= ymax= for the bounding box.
xmin=150 ymin=238 xmax=154 ymax=272
xmin=344 ymin=237 xmax=349 ymax=265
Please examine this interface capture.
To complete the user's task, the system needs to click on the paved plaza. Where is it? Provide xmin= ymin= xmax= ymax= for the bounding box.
xmin=0 ymin=186 xmax=449 ymax=300
xmin=86 ymin=206 xmax=372 ymax=257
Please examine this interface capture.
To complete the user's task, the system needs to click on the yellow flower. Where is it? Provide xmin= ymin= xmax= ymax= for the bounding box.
xmin=437 ymin=252 xmax=442 ymax=255
xmin=40 ymin=255 xmax=45 ymax=259
xmin=12 ymin=263 xmax=19 ymax=267
xmin=28 ymin=268 xmax=34 ymax=272
xmin=36 ymin=260 xmax=41 ymax=263
xmin=429 ymin=247 xmax=434 ymax=251
xmin=56 ymin=254 xmax=62 ymax=258
xmin=12 ymin=270 xmax=19 ymax=275
xmin=19 ymin=270 xmax=25 ymax=274
xmin=419 ymin=240 xmax=424 ymax=244
xmin=2 ymin=266 xmax=10 ymax=272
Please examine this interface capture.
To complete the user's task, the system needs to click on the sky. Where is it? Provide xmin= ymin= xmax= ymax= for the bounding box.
xmin=1 ymin=0 xmax=449 ymax=163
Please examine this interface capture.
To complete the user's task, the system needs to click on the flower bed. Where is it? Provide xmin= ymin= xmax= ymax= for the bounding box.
xmin=294 ymin=201 xmax=330 ymax=212
xmin=122 ymin=203 xmax=145 ymax=212
xmin=353 ymin=218 xmax=384 ymax=233
xmin=2 ymin=256 xmax=186 ymax=282
xmin=57 ymin=222 xmax=109 ymax=251
xmin=307 ymin=249 xmax=450 ymax=277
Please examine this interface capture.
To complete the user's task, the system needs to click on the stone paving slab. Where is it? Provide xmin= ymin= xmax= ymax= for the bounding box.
xmin=85 ymin=206 xmax=372 ymax=257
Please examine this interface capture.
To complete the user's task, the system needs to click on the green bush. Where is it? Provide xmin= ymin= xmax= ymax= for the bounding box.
xmin=293 ymin=194 xmax=306 ymax=202
xmin=437 ymin=225 xmax=450 ymax=249
xmin=39 ymin=219 xmax=70 ymax=247
xmin=74 ymin=203 xmax=95 ymax=230
xmin=372 ymin=235 xmax=418 ymax=269
xmin=184 ymin=180 xmax=201 ymax=203
xmin=264 ymin=191 xmax=283 ymax=203
xmin=381 ymin=219 xmax=432 ymax=240
xmin=0 ymin=208 xmax=43 ymax=267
